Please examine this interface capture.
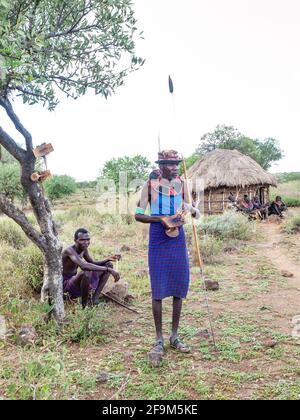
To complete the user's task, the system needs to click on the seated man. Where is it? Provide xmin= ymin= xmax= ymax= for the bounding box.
xmin=228 ymin=192 xmax=236 ymax=203
xmin=227 ymin=192 xmax=240 ymax=211
xmin=62 ymin=228 xmax=121 ymax=308
xmin=240 ymin=195 xmax=254 ymax=214
xmin=252 ymin=195 xmax=268 ymax=219
xmin=252 ymin=195 xmax=262 ymax=210
xmin=269 ymin=196 xmax=287 ymax=218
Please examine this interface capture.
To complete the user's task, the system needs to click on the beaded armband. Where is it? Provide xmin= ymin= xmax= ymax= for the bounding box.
xmin=135 ymin=207 xmax=145 ymax=215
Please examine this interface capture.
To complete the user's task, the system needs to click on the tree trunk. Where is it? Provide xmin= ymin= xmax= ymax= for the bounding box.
xmin=42 ymin=244 xmax=65 ymax=321
xmin=21 ymin=159 xmax=65 ymax=321
xmin=0 ymin=98 xmax=65 ymax=321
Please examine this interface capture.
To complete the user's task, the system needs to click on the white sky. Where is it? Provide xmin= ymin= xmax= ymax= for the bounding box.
xmin=1 ymin=0 xmax=300 ymax=181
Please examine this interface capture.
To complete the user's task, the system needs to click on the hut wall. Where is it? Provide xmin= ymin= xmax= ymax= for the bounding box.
xmin=203 ymin=185 xmax=271 ymax=215
xmin=263 ymin=187 xmax=270 ymax=204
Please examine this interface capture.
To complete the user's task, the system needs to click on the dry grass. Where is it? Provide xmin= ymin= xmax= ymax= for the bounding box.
xmin=1 ymin=204 xmax=300 ymax=400
xmin=276 ymin=180 xmax=300 ymax=199
xmin=271 ymin=180 xmax=300 ymax=207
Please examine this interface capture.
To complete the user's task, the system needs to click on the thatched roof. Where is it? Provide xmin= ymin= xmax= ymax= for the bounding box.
xmin=187 ymin=149 xmax=278 ymax=190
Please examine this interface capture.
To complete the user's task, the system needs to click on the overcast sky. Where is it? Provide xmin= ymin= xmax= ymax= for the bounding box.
xmin=1 ymin=0 xmax=300 ymax=181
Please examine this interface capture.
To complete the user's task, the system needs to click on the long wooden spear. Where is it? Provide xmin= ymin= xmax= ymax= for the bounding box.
xmin=181 ymin=157 xmax=217 ymax=349
xmin=168 ymin=75 xmax=217 ymax=348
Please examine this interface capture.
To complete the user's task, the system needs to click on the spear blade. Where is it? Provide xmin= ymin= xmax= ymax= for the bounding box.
xmin=168 ymin=75 xmax=174 ymax=94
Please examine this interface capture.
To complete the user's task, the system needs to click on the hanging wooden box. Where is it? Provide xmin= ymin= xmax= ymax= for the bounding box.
xmin=32 ymin=143 xmax=54 ymax=158
xmin=30 ymin=170 xmax=52 ymax=183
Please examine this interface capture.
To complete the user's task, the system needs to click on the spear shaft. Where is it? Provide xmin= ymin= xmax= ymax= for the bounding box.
xmin=182 ymin=157 xmax=217 ymax=349
xmin=168 ymin=75 xmax=217 ymax=349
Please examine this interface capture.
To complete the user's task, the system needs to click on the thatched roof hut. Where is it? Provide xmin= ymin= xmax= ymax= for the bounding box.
xmin=187 ymin=149 xmax=277 ymax=215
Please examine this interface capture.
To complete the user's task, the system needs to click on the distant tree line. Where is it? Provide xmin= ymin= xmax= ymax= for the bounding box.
xmin=76 ymin=181 xmax=97 ymax=189
xmin=100 ymin=155 xmax=152 ymax=192
xmin=1 ymin=124 xmax=285 ymax=207
xmin=179 ymin=125 xmax=283 ymax=174
xmin=276 ymin=172 xmax=300 ymax=183
xmin=195 ymin=125 xmax=283 ymax=171
xmin=0 ymin=146 xmax=77 ymax=202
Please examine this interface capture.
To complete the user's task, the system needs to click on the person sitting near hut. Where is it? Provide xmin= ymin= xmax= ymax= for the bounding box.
xmin=227 ymin=192 xmax=239 ymax=211
xmin=252 ymin=195 xmax=268 ymax=220
xmin=228 ymin=192 xmax=236 ymax=204
xmin=268 ymin=196 xmax=287 ymax=218
xmin=240 ymin=195 xmax=255 ymax=214
xmin=252 ymin=195 xmax=261 ymax=210
xmin=62 ymin=228 xmax=121 ymax=308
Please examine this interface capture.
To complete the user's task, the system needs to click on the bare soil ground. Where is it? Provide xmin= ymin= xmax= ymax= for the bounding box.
xmin=67 ymin=212 xmax=300 ymax=400
xmin=1 ymin=209 xmax=300 ymax=400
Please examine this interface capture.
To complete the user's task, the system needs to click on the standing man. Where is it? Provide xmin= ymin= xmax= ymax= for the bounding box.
xmin=135 ymin=150 xmax=200 ymax=363
xmin=62 ymin=228 xmax=121 ymax=308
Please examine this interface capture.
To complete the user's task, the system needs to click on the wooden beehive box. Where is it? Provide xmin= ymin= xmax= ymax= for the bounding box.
xmin=32 ymin=143 xmax=54 ymax=158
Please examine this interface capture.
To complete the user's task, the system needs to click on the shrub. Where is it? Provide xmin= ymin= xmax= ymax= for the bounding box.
xmin=284 ymin=216 xmax=300 ymax=234
xmin=45 ymin=175 xmax=77 ymax=201
xmin=199 ymin=212 xmax=255 ymax=241
xmin=76 ymin=180 xmax=97 ymax=189
xmin=283 ymin=198 xmax=300 ymax=208
xmin=0 ymin=220 xmax=28 ymax=249
xmin=121 ymin=214 xmax=135 ymax=225
xmin=0 ymin=163 xmax=25 ymax=202
xmin=100 ymin=213 xmax=124 ymax=225
xmin=196 ymin=235 xmax=224 ymax=264
xmin=55 ymin=206 xmax=101 ymax=223
xmin=61 ymin=304 xmax=112 ymax=345
xmin=12 ymin=246 xmax=44 ymax=292
xmin=270 ymin=180 xmax=300 ymax=207
xmin=55 ymin=208 xmax=125 ymax=230
xmin=67 ymin=207 xmax=99 ymax=219
xmin=186 ymin=213 xmax=255 ymax=263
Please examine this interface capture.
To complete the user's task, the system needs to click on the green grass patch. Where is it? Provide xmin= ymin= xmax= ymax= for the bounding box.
xmin=1 ymin=351 xmax=96 ymax=400
xmin=35 ymin=303 xmax=113 ymax=347
xmin=284 ymin=215 xmax=300 ymax=234
xmin=271 ymin=180 xmax=300 ymax=206
xmin=12 ymin=246 xmax=44 ymax=293
xmin=256 ymin=380 xmax=300 ymax=400
xmin=0 ymin=220 xmax=28 ymax=249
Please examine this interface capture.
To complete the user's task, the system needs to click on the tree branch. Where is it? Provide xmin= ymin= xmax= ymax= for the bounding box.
xmin=0 ymin=97 xmax=33 ymax=152
xmin=0 ymin=126 xmax=26 ymax=163
xmin=0 ymin=194 xmax=47 ymax=252
xmin=14 ymin=86 xmax=50 ymax=104
xmin=46 ymin=23 xmax=100 ymax=39
xmin=46 ymin=1 xmax=95 ymax=39
xmin=56 ymin=2 xmax=68 ymax=29
xmin=28 ymin=1 xmax=41 ymax=37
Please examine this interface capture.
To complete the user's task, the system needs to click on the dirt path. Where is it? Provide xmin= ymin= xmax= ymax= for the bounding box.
xmin=256 ymin=221 xmax=300 ymax=321
xmin=260 ymin=222 xmax=300 ymax=284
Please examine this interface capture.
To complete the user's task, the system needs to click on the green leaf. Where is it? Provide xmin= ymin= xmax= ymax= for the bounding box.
xmin=0 ymin=0 xmax=144 ymax=110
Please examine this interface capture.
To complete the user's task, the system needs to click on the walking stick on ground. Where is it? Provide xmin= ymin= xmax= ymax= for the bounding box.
xmin=182 ymin=157 xmax=217 ymax=350
xmin=101 ymin=292 xmax=139 ymax=314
